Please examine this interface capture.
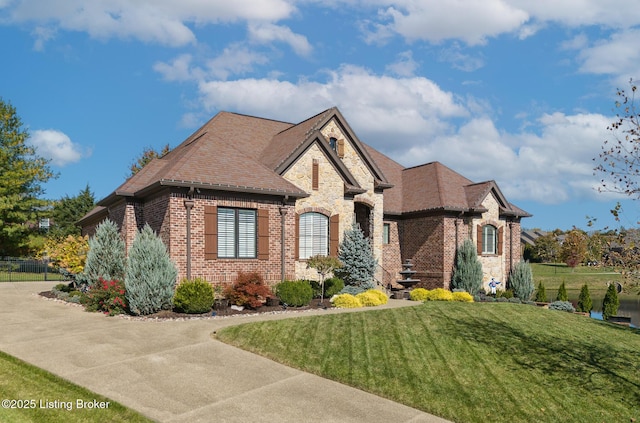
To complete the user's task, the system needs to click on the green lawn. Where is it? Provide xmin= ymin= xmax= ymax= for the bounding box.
xmin=530 ymin=263 xmax=625 ymax=300
xmin=217 ymin=302 xmax=640 ymax=423
xmin=0 ymin=271 xmax=65 ymax=282
xmin=0 ymin=350 xmax=153 ymax=423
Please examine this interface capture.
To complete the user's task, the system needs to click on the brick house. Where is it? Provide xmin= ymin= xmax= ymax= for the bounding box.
xmin=79 ymin=107 xmax=529 ymax=291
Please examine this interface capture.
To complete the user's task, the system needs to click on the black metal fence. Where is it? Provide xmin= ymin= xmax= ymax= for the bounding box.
xmin=0 ymin=257 xmax=66 ymax=282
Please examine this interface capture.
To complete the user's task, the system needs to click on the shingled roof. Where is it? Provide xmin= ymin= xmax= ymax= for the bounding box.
xmin=85 ymin=107 xmax=529 ymax=222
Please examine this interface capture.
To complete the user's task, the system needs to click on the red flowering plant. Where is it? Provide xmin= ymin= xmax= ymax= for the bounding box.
xmin=81 ymin=278 xmax=128 ymax=316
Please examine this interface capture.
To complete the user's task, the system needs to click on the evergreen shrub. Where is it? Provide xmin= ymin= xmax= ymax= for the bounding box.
xmin=535 ymin=282 xmax=547 ymax=302
xmin=548 ymin=300 xmax=575 ymax=312
xmin=173 ymin=278 xmax=215 ymax=314
xmin=556 ymin=281 xmax=568 ymax=302
xmin=336 ymin=223 xmax=377 ymax=291
xmin=339 ymin=284 xmax=366 ymax=296
xmin=451 ymin=239 xmax=483 ymax=295
xmin=452 ymin=291 xmax=474 ymax=302
xmin=332 ymin=293 xmax=362 ymax=308
xmin=497 ymin=289 xmax=514 ymax=299
xmin=310 ymin=277 xmax=345 ymax=298
xmin=509 ymin=260 xmax=535 ymax=300
xmin=225 ymin=271 xmax=273 ymax=309
xmin=602 ymin=283 xmax=620 ymax=320
xmin=409 ymin=288 xmax=429 ymax=301
xmin=576 ymin=283 xmax=593 ymax=313
xmin=355 ymin=289 xmax=388 ymax=307
xmin=425 ymin=288 xmax=454 ymax=302
xmin=83 ymin=219 xmax=126 ymax=288
xmin=125 ymin=225 xmax=178 ymax=316
xmin=276 ymin=280 xmax=313 ymax=307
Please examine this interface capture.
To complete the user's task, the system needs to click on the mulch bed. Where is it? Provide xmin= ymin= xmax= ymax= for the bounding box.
xmin=39 ymin=290 xmax=334 ymax=319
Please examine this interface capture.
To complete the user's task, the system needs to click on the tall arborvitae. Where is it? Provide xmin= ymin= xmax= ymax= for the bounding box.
xmin=535 ymin=281 xmax=547 ymax=302
xmin=336 ymin=222 xmax=377 ymax=293
xmin=452 ymin=239 xmax=483 ymax=295
xmin=576 ymin=283 xmax=593 ymax=314
xmin=83 ymin=219 xmax=125 ymax=287
xmin=125 ymin=224 xmax=177 ymax=316
xmin=556 ymin=280 xmax=568 ymax=301
xmin=602 ymin=283 xmax=620 ymax=321
xmin=509 ymin=260 xmax=535 ymax=300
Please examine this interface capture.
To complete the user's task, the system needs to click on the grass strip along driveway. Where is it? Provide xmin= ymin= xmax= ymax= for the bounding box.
xmin=0 ymin=350 xmax=153 ymax=423
xmin=217 ymin=302 xmax=640 ymax=423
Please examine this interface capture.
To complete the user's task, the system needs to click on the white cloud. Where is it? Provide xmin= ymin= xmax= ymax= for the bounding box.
xmin=385 ymin=50 xmax=418 ymax=77
xmin=370 ymin=0 xmax=529 ymax=45
xmin=576 ymin=29 xmax=640 ymax=82
xmin=3 ymin=0 xmax=297 ymax=47
xmin=248 ymin=22 xmax=312 ymax=56
xmin=29 ymin=129 xmax=88 ymax=166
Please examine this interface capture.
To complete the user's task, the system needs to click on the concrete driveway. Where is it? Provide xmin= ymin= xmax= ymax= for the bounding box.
xmin=0 ymin=282 xmax=451 ymax=423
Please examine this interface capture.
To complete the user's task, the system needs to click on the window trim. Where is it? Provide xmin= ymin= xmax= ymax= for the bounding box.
xmin=217 ymin=207 xmax=257 ymax=259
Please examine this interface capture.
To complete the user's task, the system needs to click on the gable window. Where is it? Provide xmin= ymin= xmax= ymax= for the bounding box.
xmin=218 ymin=208 xmax=256 ymax=258
xmin=482 ymin=225 xmax=497 ymax=255
xmin=299 ymin=212 xmax=328 ymax=259
xmin=329 ymin=137 xmax=337 ymax=151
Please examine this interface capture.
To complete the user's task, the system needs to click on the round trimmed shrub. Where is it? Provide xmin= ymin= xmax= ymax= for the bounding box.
xmin=356 ymin=289 xmax=388 ymax=307
xmin=452 ymin=291 xmax=474 ymax=302
xmin=276 ymin=280 xmax=313 ymax=307
xmin=425 ymin=288 xmax=454 ymax=302
xmin=332 ymin=293 xmax=363 ymax=308
xmin=173 ymin=278 xmax=215 ymax=314
xmin=409 ymin=288 xmax=429 ymax=301
xmin=324 ymin=277 xmax=345 ymax=297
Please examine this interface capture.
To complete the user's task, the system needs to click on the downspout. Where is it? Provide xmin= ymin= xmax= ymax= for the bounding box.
xmin=279 ymin=195 xmax=289 ymax=282
xmin=184 ymin=187 xmax=195 ymax=280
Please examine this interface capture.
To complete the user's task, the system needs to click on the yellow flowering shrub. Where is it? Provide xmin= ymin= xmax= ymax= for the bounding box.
xmin=332 ymin=293 xmax=363 ymax=308
xmin=356 ymin=289 xmax=388 ymax=307
xmin=424 ymin=288 xmax=454 ymax=301
xmin=452 ymin=291 xmax=474 ymax=302
xmin=409 ymin=288 xmax=429 ymax=301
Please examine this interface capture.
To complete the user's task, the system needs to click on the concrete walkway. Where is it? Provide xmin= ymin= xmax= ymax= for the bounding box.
xmin=0 ymin=282 xmax=451 ymax=423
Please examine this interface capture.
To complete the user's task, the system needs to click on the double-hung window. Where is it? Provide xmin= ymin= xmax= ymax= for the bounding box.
xmin=299 ymin=212 xmax=328 ymax=259
xmin=482 ymin=225 xmax=497 ymax=255
xmin=218 ymin=208 xmax=256 ymax=258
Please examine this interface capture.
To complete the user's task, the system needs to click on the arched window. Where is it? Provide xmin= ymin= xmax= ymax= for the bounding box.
xmin=299 ymin=212 xmax=328 ymax=259
xmin=482 ymin=225 xmax=497 ymax=254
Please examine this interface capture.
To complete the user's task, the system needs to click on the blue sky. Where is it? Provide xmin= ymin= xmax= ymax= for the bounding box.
xmin=2 ymin=0 xmax=640 ymax=231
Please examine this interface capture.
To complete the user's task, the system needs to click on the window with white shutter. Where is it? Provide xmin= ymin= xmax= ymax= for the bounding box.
xmin=218 ymin=208 xmax=256 ymax=258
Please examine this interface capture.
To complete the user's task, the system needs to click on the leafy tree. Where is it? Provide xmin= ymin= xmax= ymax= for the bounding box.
xmin=602 ymin=282 xmax=620 ymax=321
xmin=125 ymin=224 xmax=177 ymax=315
xmin=556 ymin=281 xmax=568 ymax=302
xmin=129 ymin=144 xmax=170 ymax=176
xmin=307 ymin=254 xmax=342 ymax=303
xmin=531 ymin=233 xmax=560 ymax=263
xmin=576 ymin=284 xmax=593 ymax=314
xmin=336 ymin=222 xmax=377 ymax=293
xmin=452 ymin=238 xmax=483 ymax=295
xmin=560 ymin=229 xmax=588 ymax=268
xmin=49 ymin=185 xmax=95 ymax=237
xmin=508 ymin=260 xmax=534 ymax=300
xmin=83 ymin=219 xmax=126 ymax=287
xmin=0 ymin=98 xmax=55 ymax=256
xmin=44 ymin=234 xmax=89 ymax=276
xmin=534 ymin=281 xmax=547 ymax=302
